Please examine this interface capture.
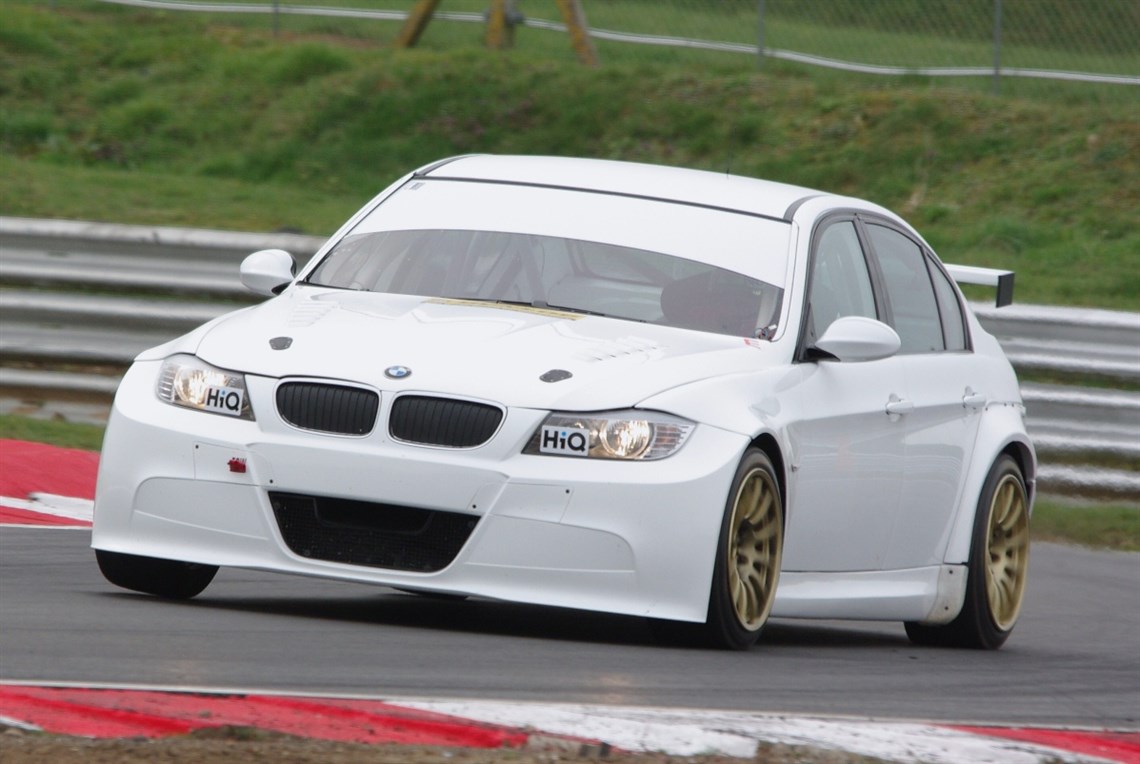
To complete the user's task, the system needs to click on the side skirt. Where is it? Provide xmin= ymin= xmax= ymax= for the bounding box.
xmin=772 ymin=564 xmax=968 ymax=623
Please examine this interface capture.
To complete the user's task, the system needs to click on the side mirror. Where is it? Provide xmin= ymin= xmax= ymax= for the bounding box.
xmin=240 ymin=249 xmax=296 ymax=296
xmin=812 ymin=316 xmax=901 ymax=363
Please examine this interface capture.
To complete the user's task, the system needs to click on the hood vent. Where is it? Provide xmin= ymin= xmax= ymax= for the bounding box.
xmin=276 ymin=382 xmax=379 ymax=435
xmin=575 ymin=336 xmax=661 ymax=362
xmin=389 ymin=395 xmax=503 ymax=448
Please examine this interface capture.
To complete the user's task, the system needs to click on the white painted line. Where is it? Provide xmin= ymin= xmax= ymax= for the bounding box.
xmin=0 ymin=715 xmax=42 ymax=731
xmin=0 ymin=494 xmax=92 ymax=529
xmin=0 ymin=681 xmax=1120 ymax=763
xmin=0 ymin=494 xmax=94 ymax=523
xmin=27 ymin=493 xmax=94 ymax=521
xmin=398 ymin=701 xmax=1112 ymax=764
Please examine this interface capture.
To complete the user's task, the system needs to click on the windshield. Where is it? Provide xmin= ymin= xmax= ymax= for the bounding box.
xmin=304 ymin=179 xmax=791 ymax=338
xmin=308 ymin=229 xmax=783 ymax=337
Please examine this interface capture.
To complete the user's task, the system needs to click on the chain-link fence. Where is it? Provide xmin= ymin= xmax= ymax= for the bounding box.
xmin=579 ymin=0 xmax=1139 ymax=86
xmin=87 ymin=0 xmax=1140 ymax=91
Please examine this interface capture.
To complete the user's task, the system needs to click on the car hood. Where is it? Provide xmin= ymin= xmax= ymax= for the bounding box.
xmin=188 ymin=287 xmax=779 ymax=410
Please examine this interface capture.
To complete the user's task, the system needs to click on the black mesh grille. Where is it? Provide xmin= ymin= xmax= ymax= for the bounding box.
xmin=276 ymin=382 xmax=379 ymax=435
xmin=389 ymin=396 xmax=503 ymax=448
xmin=270 ymin=492 xmax=477 ymax=572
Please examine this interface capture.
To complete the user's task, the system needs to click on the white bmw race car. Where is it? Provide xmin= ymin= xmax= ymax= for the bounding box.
xmin=93 ymin=155 xmax=1034 ymax=649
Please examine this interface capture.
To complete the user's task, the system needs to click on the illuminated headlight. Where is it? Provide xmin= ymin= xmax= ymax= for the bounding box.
xmin=156 ymin=354 xmax=254 ymax=420
xmin=524 ymin=410 xmax=694 ymax=460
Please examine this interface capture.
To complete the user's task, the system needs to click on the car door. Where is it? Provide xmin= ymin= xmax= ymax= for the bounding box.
xmin=861 ymin=220 xmax=984 ymax=570
xmin=782 ymin=218 xmax=908 ymax=573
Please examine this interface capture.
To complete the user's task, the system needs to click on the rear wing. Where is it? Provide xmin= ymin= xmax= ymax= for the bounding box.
xmin=944 ymin=264 xmax=1015 ymax=308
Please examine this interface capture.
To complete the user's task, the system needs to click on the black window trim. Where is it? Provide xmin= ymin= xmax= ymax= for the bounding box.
xmin=795 ymin=210 xmax=886 ymax=363
xmin=855 ymin=214 xmax=974 ymax=354
xmin=923 ymin=248 xmax=975 ymax=353
xmin=796 ymin=210 xmax=975 ymax=363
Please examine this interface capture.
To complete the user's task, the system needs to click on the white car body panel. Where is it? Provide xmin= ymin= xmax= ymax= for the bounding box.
xmin=780 ymin=356 xmax=909 ymax=572
xmin=772 ymin=563 xmax=967 ymax=623
xmin=187 ymin=290 xmax=784 ymax=412
xmin=94 ymin=358 xmax=745 ymax=622
xmin=92 ymin=154 xmax=1034 ymax=635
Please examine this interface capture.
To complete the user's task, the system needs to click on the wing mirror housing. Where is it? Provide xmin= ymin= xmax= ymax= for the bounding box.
xmin=811 ymin=316 xmax=901 ymax=363
xmin=240 ymin=249 xmax=296 ymax=296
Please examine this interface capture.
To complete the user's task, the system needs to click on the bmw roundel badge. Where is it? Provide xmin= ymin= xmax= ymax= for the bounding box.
xmin=385 ymin=365 xmax=412 ymax=380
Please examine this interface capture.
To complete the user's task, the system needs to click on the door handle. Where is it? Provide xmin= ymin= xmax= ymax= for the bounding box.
xmin=885 ymin=396 xmax=914 ymax=416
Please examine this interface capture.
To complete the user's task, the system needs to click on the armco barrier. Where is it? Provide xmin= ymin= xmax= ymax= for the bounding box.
xmin=1 ymin=217 xmax=1137 ymax=500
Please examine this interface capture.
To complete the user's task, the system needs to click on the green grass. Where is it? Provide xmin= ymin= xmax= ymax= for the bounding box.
xmin=0 ymin=414 xmax=106 ymax=451
xmin=0 ymin=153 xmax=363 ymax=233
xmin=1032 ymin=498 xmax=1140 ymax=552
xmin=1 ymin=0 xmax=1138 ymax=310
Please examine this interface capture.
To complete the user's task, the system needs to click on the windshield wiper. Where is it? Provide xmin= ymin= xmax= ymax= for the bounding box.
xmin=543 ymin=303 xmax=608 ymax=318
xmin=436 ymin=297 xmax=645 ymax=323
xmin=441 ymin=297 xmax=539 ymax=308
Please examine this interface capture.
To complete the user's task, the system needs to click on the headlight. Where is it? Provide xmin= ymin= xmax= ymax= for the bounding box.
xmin=524 ymin=410 xmax=693 ymax=461
xmin=156 ymin=354 xmax=254 ymax=420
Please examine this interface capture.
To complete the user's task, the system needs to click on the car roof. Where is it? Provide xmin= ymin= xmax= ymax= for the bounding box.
xmin=416 ymin=154 xmax=831 ymax=223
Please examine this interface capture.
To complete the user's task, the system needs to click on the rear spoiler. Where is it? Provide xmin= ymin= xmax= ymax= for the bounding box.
xmin=945 ymin=264 xmax=1015 ymax=307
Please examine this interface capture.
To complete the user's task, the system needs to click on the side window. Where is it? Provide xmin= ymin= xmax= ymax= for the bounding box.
xmin=927 ymin=255 xmax=968 ymax=351
xmin=866 ymin=224 xmax=944 ymax=353
xmin=806 ymin=221 xmax=877 ymax=343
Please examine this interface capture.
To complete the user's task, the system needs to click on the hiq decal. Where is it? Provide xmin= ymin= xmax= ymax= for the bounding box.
xmin=205 ymin=386 xmax=244 ymax=416
xmin=539 ymin=426 xmax=589 ymax=456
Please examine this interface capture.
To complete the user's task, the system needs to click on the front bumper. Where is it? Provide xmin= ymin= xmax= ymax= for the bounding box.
xmin=92 ymin=361 xmax=748 ymax=622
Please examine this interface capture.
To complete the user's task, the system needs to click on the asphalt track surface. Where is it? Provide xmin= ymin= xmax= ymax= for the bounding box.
xmin=2 ymin=527 xmax=1137 ymax=730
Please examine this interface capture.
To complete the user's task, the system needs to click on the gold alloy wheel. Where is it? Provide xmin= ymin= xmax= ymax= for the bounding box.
xmin=727 ymin=467 xmax=783 ymax=630
xmin=985 ymin=473 xmax=1030 ymax=631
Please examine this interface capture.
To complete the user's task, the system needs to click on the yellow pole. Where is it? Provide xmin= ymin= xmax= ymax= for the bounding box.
xmin=485 ymin=0 xmax=513 ymax=50
xmin=395 ymin=0 xmax=441 ymax=48
xmin=556 ymin=0 xmax=599 ymax=66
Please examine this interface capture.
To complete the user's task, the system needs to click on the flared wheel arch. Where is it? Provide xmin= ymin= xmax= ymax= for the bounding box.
xmin=708 ymin=440 xmax=787 ymax=650
xmin=905 ymin=449 xmax=1031 ymax=649
xmin=648 ymin=437 xmax=787 ymax=650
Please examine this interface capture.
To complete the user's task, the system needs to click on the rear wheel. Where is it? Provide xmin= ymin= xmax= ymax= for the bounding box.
xmin=96 ymin=549 xmax=218 ymax=599
xmin=905 ymin=454 xmax=1029 ymax=649
xmin=705 ymin=449 xmax=784 ymax=650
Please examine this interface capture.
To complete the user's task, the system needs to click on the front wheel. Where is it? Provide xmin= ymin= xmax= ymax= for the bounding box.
xmin=96 ymin=549 xmax=218 ymax=599
xmin=905 ymin=454 xmax=1030 ymax=649
xmin=705 ymin=449 xmax=784 ymax=650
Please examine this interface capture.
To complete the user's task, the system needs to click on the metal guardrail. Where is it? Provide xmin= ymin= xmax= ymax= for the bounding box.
xmin=1 ymin=217 xmax=1137 ymax=499
xmin=971 ymin=303 xmax=1140 ymax=382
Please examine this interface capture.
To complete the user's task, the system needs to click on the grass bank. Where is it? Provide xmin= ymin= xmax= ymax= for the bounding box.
xmin=2 ymin=1 xmax=1138 ymax=309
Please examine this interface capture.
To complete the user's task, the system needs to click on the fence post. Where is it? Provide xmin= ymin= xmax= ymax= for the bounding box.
xmin=486 ymin=0 xmax=517 ymax=49
xmin=396 ymin=0 xmax=442 ymax=48
xmin=992 ymin=0 xmax=1003 ymax=95
xmin=757 ymin=0 xmax=766 ymax=69
xmin=555 ymin=0 xmax=599 ymax=66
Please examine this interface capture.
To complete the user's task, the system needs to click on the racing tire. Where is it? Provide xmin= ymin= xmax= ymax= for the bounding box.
xmin=96 ymin=549 xmax=218 ymax=599
xmin=705 ymin=449 xmax=784 ymax=650
xmin=905 ymin=454 xmax=1030 ymax=650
